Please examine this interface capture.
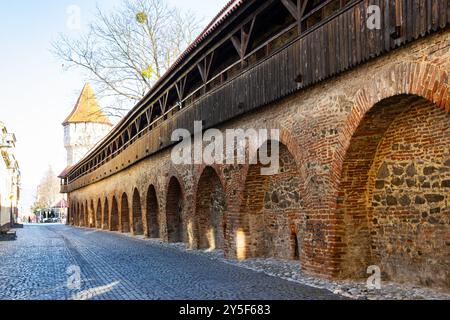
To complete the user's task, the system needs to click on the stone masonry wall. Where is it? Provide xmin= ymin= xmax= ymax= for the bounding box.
xmin=67 ymin=30 xmax=449 ymax=290
xmin=368 ymin=99 xmax=449 ymax=288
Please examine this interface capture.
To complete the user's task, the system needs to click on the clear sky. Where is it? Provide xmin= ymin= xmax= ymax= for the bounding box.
xmin=0 ymin=0 xmax=228 ymax=213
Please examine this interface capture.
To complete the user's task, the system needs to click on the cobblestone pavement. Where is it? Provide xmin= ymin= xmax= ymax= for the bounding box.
xmin=0 ymin=225 xmax=343 ymax=300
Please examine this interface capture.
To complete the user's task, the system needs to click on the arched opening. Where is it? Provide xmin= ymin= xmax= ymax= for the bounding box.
xmin=146 ymin=185 xmax=160 ymax=238
xmin=76 ymin=203 xmax=80 ymax=226
xmin=103 ymin=198 xmax=109 ymax=230
xmin=96 ymin=199 xmax=102 ymax=228
xmin=132 ymin=188 xmax=144 ymax=235
xmin=196 ymin=167 xmax=227 ymax=250
xmin=337 ymin=94 xmax=449 ymax=288
xmin=80 ymin=203 xmax=85 ymax=227
xmin=290 ymin=226 xmax=300 ymax=260
xmin=110 ymin=197 xmax=119 ymax=231
xmin=90 ymin=200 xmax=95 ymax=228
xmin=166 ymin=177 xmax=184 ymax=243
xmin=85 ymin=201 xmax=89 ymax=227
xmin=239 ymin=141 xmax=303 ymax=260
xmin=120 ymin=193 xmax=130 ymax=233
xmin=69 ymin=204 xmax=73 ymax=225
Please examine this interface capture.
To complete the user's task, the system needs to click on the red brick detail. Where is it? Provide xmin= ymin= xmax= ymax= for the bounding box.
xmin=236 ymin=142 xmax=304 ymax=260
xmin=165 ymin=176 xmax=184 ymax=243
xmin=90 ymin=200 xmax=95 ymax=228
xmin=146 ymin=185 xmax=160 ymax=238
xmin=120 ymin=193 xmax=130 ymax=233
xmin=103 ymin=198 xmax=109 ymax=230
xmin=96 ymin=199 xmax=102 ymax=228
xmin=132 ymin=188 xmax=144 ymax=235
xmin=335 ymin=95 xmax=449 ymax=288
xmin=195 ymin=166 xmax=227 ymax=250
xmin=110 ymin=196 xmax=119 ymax=231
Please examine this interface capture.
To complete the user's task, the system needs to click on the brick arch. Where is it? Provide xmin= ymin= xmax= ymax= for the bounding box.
xmin=132 ymin=188 xmax=144 ymax=235
xmin=89 ymin=200 xmax=95 ymax=228
xmin=165 ymin=176 xmax=184 ymax=243
xmin=80 ymin=202 xmax=85 ymax=227
xmin=146 ymin=184 xmax=160 ymax=238
xmin=70 ymin=203 xmax=74 ymax=225
xmin=103 ymin=198 xmax=109 ymax=230
xmin=237 ymin=140 xmax=304 ymax=261
xmin=334 ymin=93 xmax=450 ymax=288
xmin=195 ymin=166 xmax=227 ymax=250
xmin=110 ymin=196 xmax=119 ymax=231
xmin=74 ymin=203 xmax=78 ymax=226
xmin=76 ymin=202 xmax=80 ymax=226
xmin=235 ymin=124 xmax=307 ymax=209
xmin=165 ymin=168 xmax=187 ymax=197
xmin=68 ymin=203 xmax=73 ymax=225
xmin=69 ymin=204 xmax=73 ymax=225
xmin=194 ymin=164 xmax=227 ymax=195
xmin=344 ymin=61 xmax=449 ymax=155
xmin=120 ymin=192 xmax=130 ymax=233
xmin=329 ymin=62 xmax=449 ymax=275
xmin=96 ymin=199 xmax=102 ymax=229
xmin=85 ymin=200 xmax=89 ymax=227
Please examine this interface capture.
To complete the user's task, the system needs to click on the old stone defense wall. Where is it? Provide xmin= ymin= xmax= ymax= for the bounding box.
xmin=68 ymin=30 xmax=449 ymax=290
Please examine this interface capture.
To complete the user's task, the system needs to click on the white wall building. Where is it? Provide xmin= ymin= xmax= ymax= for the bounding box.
xmin=0 ymin=122 xmax=20 ymax=231
xmin=63 ymin=83 xmax=113 ymax=167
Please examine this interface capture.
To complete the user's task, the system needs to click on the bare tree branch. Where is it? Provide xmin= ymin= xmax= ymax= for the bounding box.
xmin=51 ymin=0 xmax=202 ymax=118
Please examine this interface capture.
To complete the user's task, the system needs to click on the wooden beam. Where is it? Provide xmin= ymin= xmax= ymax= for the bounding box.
xmin=280 ymin=0 xmax=309 ymax=32
xmin=158 ymin=91 xmax=169 ymax=113
xmin=197 ymin=63 xmax=206 ymax=83
xmin=298 ymin=0 xmax=309 ymax=30
xmin=241 ymin=17 xmax=256 ymax=58
xmin=230 ymin=35 xmax=242 ymax=58
xmin=205 ymin=52 xmax=214 ymax=82
xmin=197 ymin=52 xmax=215 ymax=83
xmin=175 ymin=76 xmax=187 ymax=100
xmin=231 ymin=17 xmax=256 ymax=59
xmin=281 ymin=0 xmax=298 ymax=19
xmin=395 ymin=0 xmax=402 ymax=26
xmin=145 ymin=108 xmax=151 ymax=123
xmin=149 ymin=104 xmax=157 ymax=123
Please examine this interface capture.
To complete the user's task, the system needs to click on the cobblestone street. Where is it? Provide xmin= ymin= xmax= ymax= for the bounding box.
xmin=0 ymin=225 xmax=342 ymax=300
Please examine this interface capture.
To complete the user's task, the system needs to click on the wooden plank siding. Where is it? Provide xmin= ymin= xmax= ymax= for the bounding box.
xmin=63 ymin=0 xmax=449 ymax=192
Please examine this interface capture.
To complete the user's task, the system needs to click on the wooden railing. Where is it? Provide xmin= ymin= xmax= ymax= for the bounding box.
xmin=62 ymin=0 xmax=449 ymax=192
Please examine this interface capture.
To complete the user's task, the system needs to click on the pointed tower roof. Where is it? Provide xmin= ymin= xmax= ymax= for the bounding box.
xmin=63 ymin=83 xmax=112 ymax=126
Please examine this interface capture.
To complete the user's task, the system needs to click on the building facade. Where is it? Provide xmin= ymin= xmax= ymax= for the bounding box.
xmin=0 ymin=122 xmax=20 ymax=231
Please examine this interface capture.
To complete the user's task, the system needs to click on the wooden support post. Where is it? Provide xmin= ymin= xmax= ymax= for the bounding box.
xmin=230 ymin=16 xmax=256 ymax=65
xmin=280 ymin=0 xmax=308 ymax=33
xmin=197 ymin=53 xmax=214 ymax=84
xmin=158 ymin=91 xmax=169 ymax=114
